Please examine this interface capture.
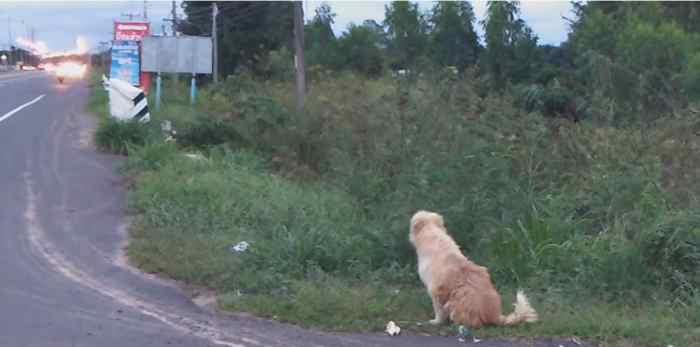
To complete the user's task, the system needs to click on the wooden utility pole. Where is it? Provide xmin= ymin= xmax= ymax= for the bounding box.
xmin=170 ymin=0 xmax=178 ymax=36
xmin=293 ymin=1 xmax=306 ymax=111
xmin=212 ymin=2 xmax=218 ymax=83
xmin=7 ymin=16 xmax=11 ymax=49
xmin=170 ymin=0 xmax=179 ymax=90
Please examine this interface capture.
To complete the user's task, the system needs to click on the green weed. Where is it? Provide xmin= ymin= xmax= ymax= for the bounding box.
xmin=112 ymin=72 xmax=700 ymax=346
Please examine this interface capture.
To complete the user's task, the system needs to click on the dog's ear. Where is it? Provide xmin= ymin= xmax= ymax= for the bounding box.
xmin=434 ymin=213 xmax=445 ymax=229
xmin=411 ymin=218 xmax=427 ymax=234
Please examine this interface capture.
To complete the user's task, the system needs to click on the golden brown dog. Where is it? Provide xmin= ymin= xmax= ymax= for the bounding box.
xmin=409 ymin=210 xmax=538 ymax=328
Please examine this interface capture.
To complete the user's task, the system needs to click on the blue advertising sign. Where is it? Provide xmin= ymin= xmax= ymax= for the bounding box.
xmin=110 ymin=40 xmax=140 ymax=86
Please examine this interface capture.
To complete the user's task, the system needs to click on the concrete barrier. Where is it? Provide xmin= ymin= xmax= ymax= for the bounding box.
xmin=102 ymin=75 xmax=150 ymax=122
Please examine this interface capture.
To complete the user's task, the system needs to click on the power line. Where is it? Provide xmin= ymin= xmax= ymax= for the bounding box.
xmin=182 ymin=3 xmax=265 ymax=20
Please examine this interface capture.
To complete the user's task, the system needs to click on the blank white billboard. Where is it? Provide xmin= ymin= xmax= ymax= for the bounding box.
xmin=141 ymin=36 xmax=212 ymax=74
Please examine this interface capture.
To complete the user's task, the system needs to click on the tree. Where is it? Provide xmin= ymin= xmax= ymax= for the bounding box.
xmin=482 ymin=1 xmax=538 ymax=88
xmin=179 ymin=1 xmax=293 ymax=77
xmin=663 ymin=2 xmax=700 ymax=33
xmin=510 ymin=22 xmax=539 ymax=84
xmin=337 ymin=22 xmax=385 ymax=76
xmin=305 ymin=3 xmax=339 ymax=68
xmin=384 ymin=1 xmax=428 ymax=70
xmin=429 ymin=1 xmax=479 ymax=71
xmin=306 ymin=3 xmax=336 ymax=46
xmin=563 ymin=1 xmax=700 ymax=120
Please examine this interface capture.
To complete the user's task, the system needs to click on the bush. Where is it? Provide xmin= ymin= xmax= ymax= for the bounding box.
xmin=128 ymin=149 xmax=388 ymax=294
xmin=118 ymin=71 xmax=700 ymax=343
xmin=123 ymin=141 xmax=180 ymax=172
xmin=171 ymin=73 xmax=700 ymax=298
xmin=94 ymin=117 xmax=156 ymax=155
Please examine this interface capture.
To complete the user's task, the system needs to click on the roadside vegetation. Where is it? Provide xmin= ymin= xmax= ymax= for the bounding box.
xmin=89 ymin=2 xmax=700 ymax=346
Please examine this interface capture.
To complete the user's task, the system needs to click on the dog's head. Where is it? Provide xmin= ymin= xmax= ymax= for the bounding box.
xmin=409 ymin=210 xmax=445 ymax=245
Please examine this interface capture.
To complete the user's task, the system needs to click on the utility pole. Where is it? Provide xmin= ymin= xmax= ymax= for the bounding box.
xmin=6 ymin=17 xmax=11 ymax=49
xmin=170 ymin=0 xmax=179 ymax=90
xmin=7 ymin=17 xmax=12 ymax=65
xmin=212 ymin=2 xmax=218 ymax=83
xmin=98 ymin=41 xmax=109 ymax=68
xmin=143 ymin=0 xmax=148 ymax=20
xmin=170 ymin=0 xmax=178 ymax=36
xmin=293 ymin=1 xmax=306 ymax=111
xmin=122 ymin=13 xmax=138 ymax=21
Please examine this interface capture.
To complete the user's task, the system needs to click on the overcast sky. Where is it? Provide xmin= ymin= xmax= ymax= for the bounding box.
xmin=0 ymin=1 xmax=573 ymax=53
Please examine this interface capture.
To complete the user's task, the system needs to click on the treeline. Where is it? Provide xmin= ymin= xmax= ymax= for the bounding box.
xmin=180 ymin=1 xmax=700 ymax=123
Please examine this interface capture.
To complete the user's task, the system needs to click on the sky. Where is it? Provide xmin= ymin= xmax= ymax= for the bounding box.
xmin=0 ymin=1 xmax=573 ymax=54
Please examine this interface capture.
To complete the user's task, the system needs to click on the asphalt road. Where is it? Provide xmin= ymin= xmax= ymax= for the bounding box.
xmin=0 ymin=71 xmax=590 ymax=347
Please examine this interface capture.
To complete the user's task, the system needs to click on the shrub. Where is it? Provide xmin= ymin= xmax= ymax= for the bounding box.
xmin=94 ymin=117 xmax=156 ymax=155
xmin=131 ymin=71 xmax=700 ymax=304
xmin=128 ymin=149 xmax=389 ymax=293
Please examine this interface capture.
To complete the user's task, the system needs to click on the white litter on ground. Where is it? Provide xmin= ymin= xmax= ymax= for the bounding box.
xmin=230 ymin=241 xmax=250 ymax=253
xmin=184 ymin=153 xmax=206 ymax=161
xmin=385 ymin=321 xmax=401 ymax=336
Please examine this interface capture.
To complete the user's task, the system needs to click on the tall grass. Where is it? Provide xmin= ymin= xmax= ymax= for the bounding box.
xmin=168 ymin=71 xmax=700 ymax=296
xmin=114 ymin=71 xmax=700 ymax=345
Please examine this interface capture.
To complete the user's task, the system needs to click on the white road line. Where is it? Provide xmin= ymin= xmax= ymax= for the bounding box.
xmin=0 ymin=94 xmax=46 ymax=124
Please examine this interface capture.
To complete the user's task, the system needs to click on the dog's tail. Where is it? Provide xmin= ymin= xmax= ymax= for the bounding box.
xmin=498 ymin=290 xmax=538 ymax=326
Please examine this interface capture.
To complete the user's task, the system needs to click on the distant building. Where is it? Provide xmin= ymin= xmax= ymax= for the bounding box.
xmin=0 ymin=47 xmax=40 ymax=67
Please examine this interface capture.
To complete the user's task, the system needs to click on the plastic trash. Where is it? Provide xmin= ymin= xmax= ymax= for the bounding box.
xmin=161 ymin=120 xmax=173 ymax=133
xmin=385 ymin=321 xmax=401 ymax=336
xmin=230 ymin=241 xmax=250 ymax=253
xmin=457 ymin=325 xmax=480 ymax=343
xmin=184 ymin=153 xmax=206 ymax=161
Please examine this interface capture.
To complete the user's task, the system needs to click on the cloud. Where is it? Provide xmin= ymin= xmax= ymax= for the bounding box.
xmin=0 ymin=1 xmax=172 ymax=51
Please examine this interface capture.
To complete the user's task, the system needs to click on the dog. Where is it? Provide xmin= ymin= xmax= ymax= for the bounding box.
xmin=409 ymin=210 xmax=538 ymax=328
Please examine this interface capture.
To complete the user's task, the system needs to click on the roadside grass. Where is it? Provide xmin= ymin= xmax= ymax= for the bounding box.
xmin=87 ymin=72 xmax=193 ymax=155
xmin=87 ymin=72 xmax=109 ymax=118
xmin=92 ymin=71 xmax=700 ymax=347
xmin=123 ymin=142 xmax=699 ymax=347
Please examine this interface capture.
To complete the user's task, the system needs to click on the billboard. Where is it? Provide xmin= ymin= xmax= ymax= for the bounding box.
xmin=110 ymin=41 xmax=141 ymax=86
xmin=114 ymin=22 xmax=150 ymax=41
xmin=141 ymin=36 xmax=213 ymax=74
xmin=113 ymin=21 xmax=151 ymax=93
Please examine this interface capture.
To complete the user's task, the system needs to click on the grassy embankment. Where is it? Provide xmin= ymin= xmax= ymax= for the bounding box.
xmin=89 ymin=70 xmax=700 ymax=346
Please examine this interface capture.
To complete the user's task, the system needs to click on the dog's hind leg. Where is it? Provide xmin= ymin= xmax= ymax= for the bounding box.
xmin=429 ymin=295 xmax=448 ymax=325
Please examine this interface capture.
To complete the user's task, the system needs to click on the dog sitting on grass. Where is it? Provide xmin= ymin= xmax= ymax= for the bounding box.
xmin=409 ymin=210 xmax=538 ymax=328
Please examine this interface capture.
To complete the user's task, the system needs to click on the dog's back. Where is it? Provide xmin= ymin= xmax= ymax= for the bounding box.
xmin=436 ymin=254 xmax=503 ymax=328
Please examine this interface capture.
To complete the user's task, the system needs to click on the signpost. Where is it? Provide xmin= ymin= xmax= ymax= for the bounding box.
xmin=113 ymin=21 xmax=151 ymax=92
xmin=109 ymin=41 xmax=140 ymax=86
xmin=114 ymin=22 xmax=150 ymax=41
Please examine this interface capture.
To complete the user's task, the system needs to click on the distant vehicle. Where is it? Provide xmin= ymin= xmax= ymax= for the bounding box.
xmin=37 ymin=63 xmax=46 ymax=70
xmin=21 ymin=65 xmax=37 ymax=71
xmin=55 ymin=62 xmax=87 ymax=84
